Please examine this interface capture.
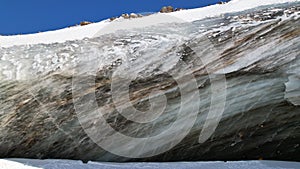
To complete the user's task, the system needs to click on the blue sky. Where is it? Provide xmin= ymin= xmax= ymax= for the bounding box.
xmin=0 ymin=0 xmax=221 ymax=35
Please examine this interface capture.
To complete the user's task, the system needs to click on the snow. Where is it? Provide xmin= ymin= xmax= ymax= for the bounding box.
xmin=169 ymin=0 xmax=299 ymax=21
xmin=0 ymin=0 xmax=298 ymax=48
xmin=0 ymin=160 xmax=42 ymax=169
xmin=1 ymin=159 xmax=299 ymax=169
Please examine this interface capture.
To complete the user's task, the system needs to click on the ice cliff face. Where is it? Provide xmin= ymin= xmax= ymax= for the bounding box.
xmin=0 ymin=1 xmax=299 ymax=162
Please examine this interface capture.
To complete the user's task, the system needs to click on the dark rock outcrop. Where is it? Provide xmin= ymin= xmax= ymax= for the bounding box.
xmin=160 ymin=6 xmax=174 ymax=13
xmin=80 ymin=21 xmax=92 ymax=26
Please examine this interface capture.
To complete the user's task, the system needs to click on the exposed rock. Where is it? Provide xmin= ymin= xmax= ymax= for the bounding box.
xmin=120 ymin=13 xmax=142 ymax=20
xmin=80 ymin=21 xmax=92 ymax=26
xmin=218 ymin=0 xmax=231 ymax=4
xmin=175 ymin=8 xmax=185 ymax=12
xmin=160 ymin=6 xmax=168 ymax=13
xmin=109 ymin=17 xmax=117 ymax=22
xmin=160 ymin=6 xmax=174 ymax=13
xmin=218 ymin=1 xmax=227 ymax=5
xmin=129 ymin=13 xmax=138 ymax=18
xmin=121 ymin=13 xmax=130 ymax=19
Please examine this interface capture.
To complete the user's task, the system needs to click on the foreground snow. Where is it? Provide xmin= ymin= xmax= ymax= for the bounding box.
xmin=0 ymin=159 xmax=299 ymax=169
xmin=0 ymin=0 xmax=298 ymax=48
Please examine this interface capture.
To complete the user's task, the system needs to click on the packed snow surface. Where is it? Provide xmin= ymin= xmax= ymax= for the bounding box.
xmin=0 ymin=159 xmax=299 ymax=169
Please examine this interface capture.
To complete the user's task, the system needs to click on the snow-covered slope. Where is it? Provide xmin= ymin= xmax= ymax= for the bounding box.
xmin=1 ymin=0 xmax=299 ymax=81
xmin=0 ymin=0 xmax=298 ymax=48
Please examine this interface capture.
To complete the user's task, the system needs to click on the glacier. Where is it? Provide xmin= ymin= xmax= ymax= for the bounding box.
xmin=0 ymin=0 xmax=299 ymax=166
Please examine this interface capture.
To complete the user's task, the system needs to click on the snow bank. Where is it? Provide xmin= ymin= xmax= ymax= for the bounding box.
xmin=0 ymin=160 xmax=42 ymax=169
xmin=0 ymin=0 xmax=298 ymax=48
xmin=1 ymin=159 xmax=299 ymax=169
